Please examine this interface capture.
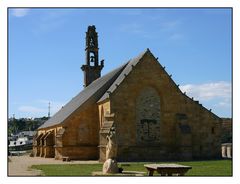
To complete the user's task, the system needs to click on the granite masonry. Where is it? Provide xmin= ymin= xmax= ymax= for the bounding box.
xmin=33 ymin=25 xmax=222 ymax=162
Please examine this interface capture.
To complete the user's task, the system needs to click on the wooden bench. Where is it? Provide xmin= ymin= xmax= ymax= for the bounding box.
xmin=144 ymin=164 xmax=192 ymax=176
xmin=62 ymin=156 xmax=70 ymax=162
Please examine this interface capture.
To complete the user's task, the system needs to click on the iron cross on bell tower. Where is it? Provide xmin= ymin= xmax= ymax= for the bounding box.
xmin=81 ymin=25 xmax=104 ymax=87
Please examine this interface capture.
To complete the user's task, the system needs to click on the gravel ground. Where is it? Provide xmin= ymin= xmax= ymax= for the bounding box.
xmin=8 ymin=155 xmax=99 ymax=176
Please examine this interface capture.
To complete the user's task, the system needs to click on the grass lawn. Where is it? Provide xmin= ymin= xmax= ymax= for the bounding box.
xmin=31 ymin=159 xmax=232 ymax=176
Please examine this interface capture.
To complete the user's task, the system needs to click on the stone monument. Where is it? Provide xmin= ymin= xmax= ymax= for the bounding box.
xmin=102 ymin=126 xmax=120 ymax=174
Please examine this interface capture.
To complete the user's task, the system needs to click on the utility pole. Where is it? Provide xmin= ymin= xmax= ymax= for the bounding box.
xmin=48 ymin=102 xmax=51 ymax=118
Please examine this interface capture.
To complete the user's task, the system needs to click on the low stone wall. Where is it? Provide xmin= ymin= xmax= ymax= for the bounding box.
xmin=221 ymin=143 xmax=232 ymax=158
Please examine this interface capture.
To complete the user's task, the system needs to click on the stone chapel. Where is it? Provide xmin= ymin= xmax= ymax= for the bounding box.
xmin=33 ymin=25 xmax=222 ymax=161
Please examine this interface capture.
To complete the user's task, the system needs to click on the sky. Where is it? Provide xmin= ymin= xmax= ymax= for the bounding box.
xmin=8 ymin=8 xmax=232 ymax=118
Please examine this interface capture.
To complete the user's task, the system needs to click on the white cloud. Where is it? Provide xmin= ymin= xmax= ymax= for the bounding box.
xmin=18 ymin=106 xmax=45 ymax=113
xmin=180 ymin=81 xmax=231 ymax=102
xmin=11 ymin=8 xmax=30 ymax=17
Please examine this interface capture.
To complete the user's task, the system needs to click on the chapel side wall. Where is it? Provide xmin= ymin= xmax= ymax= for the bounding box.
xmin=35 ymin=126 xmax=61 ymax=158
xmin=109 ymin=52 xmax=221 ymax=161
xmin=58 ymin=103 xmax=99 ymax=160
xmin=177 ymin=95 xmax=222 ymax=159
xmin=190 ymin=105 xmax=221 ymax=159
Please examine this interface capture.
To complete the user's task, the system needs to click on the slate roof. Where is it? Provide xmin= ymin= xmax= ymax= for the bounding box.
xmin=38 ymin=48 xmax=221 ymax=129
xmin=38 ymin=63 xmax=128 ymax=129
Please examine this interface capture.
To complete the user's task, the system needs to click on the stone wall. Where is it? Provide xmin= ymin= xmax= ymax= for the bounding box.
xmin=108 ymin=51 xmax=221 ymax=161
xmin=136 ymin=87 xmax=161 ymax=144
xmin=58 ymin=146 xmax=98 ymax=160
xmin=35 ymin=51 xmax=222 ymax=162
xmin=33 ymin=127 xmax=59 ymax=158
xmin=36 ymin=101 xmax=100 ymax=160
xmin=60 ymin=104 xmax=99 ymax=147
xmin=56 ymin=103 xmax=99 ymax=160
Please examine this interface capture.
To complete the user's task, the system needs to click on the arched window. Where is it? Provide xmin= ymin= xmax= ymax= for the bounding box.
xmin=89 ymin=52 xmax=95 ymax=66
xmin=136 ymin=87 xmax=161 ymax=144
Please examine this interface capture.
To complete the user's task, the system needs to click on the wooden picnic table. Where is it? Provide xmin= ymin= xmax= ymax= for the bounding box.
xmin=144 ymin=163 xmax=192 ymax=176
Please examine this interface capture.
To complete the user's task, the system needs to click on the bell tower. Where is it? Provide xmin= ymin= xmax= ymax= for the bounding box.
xmin=81 ymin=25 xmax=104 ymax=87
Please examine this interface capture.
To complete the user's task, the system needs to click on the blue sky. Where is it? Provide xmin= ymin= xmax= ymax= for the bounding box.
xmin=8 ymin=8 xmax=232 ymax=118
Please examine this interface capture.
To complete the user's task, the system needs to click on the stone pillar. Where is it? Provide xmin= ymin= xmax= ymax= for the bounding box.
xmin=221 ymin=144 xmax=227 ymax=158
xmin=221 ymin=143 xmax=232 ymax=158
xmin=226 ymin=144 xmax=232 ymax=158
